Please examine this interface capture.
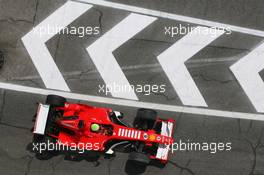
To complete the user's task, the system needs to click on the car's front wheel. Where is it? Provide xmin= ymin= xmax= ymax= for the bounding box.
xmin=133 ymin=108 xmax=157 ymax=130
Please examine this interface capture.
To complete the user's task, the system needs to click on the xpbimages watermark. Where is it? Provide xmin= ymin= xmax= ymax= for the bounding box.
xmin=164 ymin=24 xmax=232 ymax=37
xmin=32 ymin=140 xmax=100 ymax=154
xmin=98 ymin=83 xmax=166 ymax=96
xmin=32 ymin=24 xmax=100 ymax=38
xmin=32 ymin=139 xmax=232 ymax=155
xmin=170 ymin=140 xmax=232 ymax=154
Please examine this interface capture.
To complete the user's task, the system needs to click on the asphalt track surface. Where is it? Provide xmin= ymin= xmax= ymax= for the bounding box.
xmin=0 ymin=0 xmax=264 ymax=174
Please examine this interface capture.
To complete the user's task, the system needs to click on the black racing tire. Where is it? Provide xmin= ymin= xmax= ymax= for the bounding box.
xmin=46 ymin=95 xmax=66 ymax=107
xmin=133 ymin=108 xmax=157 ymax=129
xmin=128 ymin=152 xmax=150 ymax=165
xmin=136 ymin=108 xmax=157 ymax=121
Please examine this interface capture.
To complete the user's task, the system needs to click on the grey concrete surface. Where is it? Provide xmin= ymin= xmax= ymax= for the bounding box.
xmin=0 ymin=0 xmax=264 ymax=175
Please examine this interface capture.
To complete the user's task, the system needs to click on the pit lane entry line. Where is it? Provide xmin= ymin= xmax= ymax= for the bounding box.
xmin=0 ymin=82 xmax=263 ymax=121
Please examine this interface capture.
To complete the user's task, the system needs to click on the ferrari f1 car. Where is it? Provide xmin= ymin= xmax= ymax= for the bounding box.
xmin=32 ymin=95 xmax=175 ymax=165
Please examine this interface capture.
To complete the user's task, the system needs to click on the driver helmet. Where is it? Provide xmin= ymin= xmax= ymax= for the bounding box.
xmin=91 ymin=123 xmax=100 ymax=132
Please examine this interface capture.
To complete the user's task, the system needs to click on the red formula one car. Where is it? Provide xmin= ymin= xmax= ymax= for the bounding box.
xmin=32 ymin=95 xmax=175 ymax=165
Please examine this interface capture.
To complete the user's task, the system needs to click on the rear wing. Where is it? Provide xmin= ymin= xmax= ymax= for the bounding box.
xmin=156 ymin=120 xmax=174 ymax=161
xmin=33 ymin=103 xmax=50 ymax=135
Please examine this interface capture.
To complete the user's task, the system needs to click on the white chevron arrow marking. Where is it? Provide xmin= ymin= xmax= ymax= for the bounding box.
xmin=22 ymin=1 xmax=92 ymax=91
xmin=157 ymin=26 xmax=225 ymax=107
xmin=87 ymin=13 xmax=157 ymax=100
xmin=230 ymin=42 xmax=264 ymax=112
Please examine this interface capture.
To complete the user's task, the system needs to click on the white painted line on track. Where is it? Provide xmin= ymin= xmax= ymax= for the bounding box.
xmin=0 ymin=82 xmax=263 ymax=121
xmin=87 ymin=13 xmax=157 ymax=100
xmin=158 ymin=27 xmax=225 ymax=107
xmin=73 ymin=0 xmax=264 ymax=37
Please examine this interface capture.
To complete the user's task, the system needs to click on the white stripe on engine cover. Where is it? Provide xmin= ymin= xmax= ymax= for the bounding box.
xmin=121 ymin=129 xmax=125 ymax=136
xmin=118 ymin=128 xmax=122 ymax=136
xmin=118 ymin=129 xmax=143 ymax=140
xmin=137 ymin=131 xmax=141 ymax=139
xmin=131 ymin=130 xmax=134 ymax=138
xmin=128 ymin=130 xmax=131 ymax=137
xmin=134 ymin=131 xmax=138 ymax=138
xmin=124 ymin=129 xmax=128 ymax=137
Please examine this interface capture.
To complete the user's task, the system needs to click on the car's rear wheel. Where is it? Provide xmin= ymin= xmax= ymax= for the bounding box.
xmin=46 ymin=95 xmax=66 ymax=107
xmin=133 ymin=108 xmax=157 ymax=130
xmin=128 ymin=152 xmax=150 ymax=165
